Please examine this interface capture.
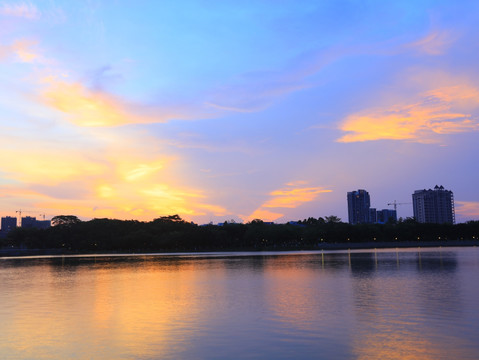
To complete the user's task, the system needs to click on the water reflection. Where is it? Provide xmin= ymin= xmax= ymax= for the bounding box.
xmin=344 ymin=250 xmax=471 ymax=359
xmin=0 ymin=248 xmax=478 ymax=359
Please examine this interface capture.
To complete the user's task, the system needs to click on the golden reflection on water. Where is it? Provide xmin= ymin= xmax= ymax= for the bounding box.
xmin=0 ymin=249 xmax=478 ymax=360
xmin=87 ymin=259 xmax=216 ymax=359
xmin=1 ymin=258 xmax=222 ymax=359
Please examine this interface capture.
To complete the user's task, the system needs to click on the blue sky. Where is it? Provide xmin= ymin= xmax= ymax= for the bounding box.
xmin=1 ymin=0 xmax=478 ymax=223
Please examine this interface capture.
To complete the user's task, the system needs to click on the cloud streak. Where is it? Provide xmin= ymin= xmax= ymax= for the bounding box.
xmin=406 ymin=29 xmax=455 ymax=55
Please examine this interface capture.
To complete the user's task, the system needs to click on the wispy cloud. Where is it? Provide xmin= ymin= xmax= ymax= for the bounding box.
xmin=244 ymin=182 xmax=332 ymax=222
xmin=124 ymin=162 xmax=164 ymax=182
xmin=338 ymin=84 xmax=479 ymax=143
xmin=406 ymin=29 xmax=455 ymax=55
xmin=206 ymin=46 xmax=346 ymax=113
xmin=205 ymin=74 xmax=310 ymax=113
xmin=0 ymin=1 xmax=40 ymax=19
xmin=0 ymin=38 xmax=43 ymax=63
xmin=11 ymin=38 xmax=38 ymax=62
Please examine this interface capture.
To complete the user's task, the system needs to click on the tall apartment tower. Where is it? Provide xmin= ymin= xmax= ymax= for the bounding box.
xmin=347 ymin=189 xmax=371 ymax=224
xmin=412 ymin=185 xmax=455 ymax=224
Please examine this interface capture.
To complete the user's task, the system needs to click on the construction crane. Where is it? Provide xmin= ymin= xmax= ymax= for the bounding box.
xmin=15 ymin=210 xmax=47 ymax=220
xmin=387 ymin=200 xmax=411 ymax=212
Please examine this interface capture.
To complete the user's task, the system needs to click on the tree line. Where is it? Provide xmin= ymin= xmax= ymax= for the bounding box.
xmin=2 ymin=215 xmax=479 ymax=253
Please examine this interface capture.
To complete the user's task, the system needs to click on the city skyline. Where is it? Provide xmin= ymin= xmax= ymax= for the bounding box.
xmin=0 ymin=184 xmax=459 ymax=226
xmin=1 ymin=1 xmax=479 ymax=224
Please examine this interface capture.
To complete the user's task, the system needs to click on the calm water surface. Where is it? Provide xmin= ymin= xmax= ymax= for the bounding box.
xmin=1 ymin=247 xmax=478 ymax=359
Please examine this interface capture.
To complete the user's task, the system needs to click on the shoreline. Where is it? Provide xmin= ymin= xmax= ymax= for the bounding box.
xmin=1 ymin=239 xmax=478 ymax=258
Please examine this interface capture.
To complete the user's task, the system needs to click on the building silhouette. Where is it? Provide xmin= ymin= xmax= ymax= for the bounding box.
xmin=1 ymin=216 xmax=17 ymax=233
xmin=376 ymin=209 xmax=397 ymax=224
xmin=348 ymin=189 xmax=398 ymax=224
xmin=347 ymin=189 xmax=371 ymax=224
xmin=412 ymin=185 xmax=455 ymax=224
xmin=21 ymin=216 xmax=37 ymax=228
xmin=21 ymin=216 xmax=51 ymax=229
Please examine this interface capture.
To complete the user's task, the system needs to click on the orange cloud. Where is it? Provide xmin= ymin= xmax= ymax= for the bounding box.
xmin=40 ymin=78 xmax=139 ymax=126
xmin=264 ymin=187 xmax=332 ymax=208
xmin=338 ymin=85 xmax=479 ymax=143
xmin=244 ymin=183 xmax=332 ymax=222
xmin=39 ymin=77 xmax=216 ymax=127
xmin=247 ymin=208 xmax=285 ymax=222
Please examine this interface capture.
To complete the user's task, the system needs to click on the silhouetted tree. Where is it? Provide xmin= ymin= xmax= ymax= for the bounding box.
xmin=325 ymin=215 xmax=342 ymax=223
xmin=51 ymin=215 xmax=82 ymax=227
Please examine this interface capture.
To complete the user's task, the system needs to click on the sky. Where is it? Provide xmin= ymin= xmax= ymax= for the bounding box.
xmin=1 ymin=0 xmax=479 ymax=224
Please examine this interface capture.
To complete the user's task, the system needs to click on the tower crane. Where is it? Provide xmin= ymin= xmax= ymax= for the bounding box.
xmin=15 ymin=210 xmax=47 ymax=220
xmin=387 ymin=200 xmax=411 ymax=212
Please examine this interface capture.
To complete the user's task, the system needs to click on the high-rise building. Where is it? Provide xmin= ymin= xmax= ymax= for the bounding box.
xmin=347 ymin=189 xmax=371 ymax=224
xmin=1 ymin=216 xmax=17 ymax=233
xmin=412 ymin=185 xmax=455 ymax=224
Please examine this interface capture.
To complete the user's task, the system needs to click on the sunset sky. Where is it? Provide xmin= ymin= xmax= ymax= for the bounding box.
xmin=1 ymin=0 xmax=478 ymax=224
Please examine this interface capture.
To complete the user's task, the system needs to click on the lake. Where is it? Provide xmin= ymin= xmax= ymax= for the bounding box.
xmin=1 ymin=247 xmax=478 ymax=359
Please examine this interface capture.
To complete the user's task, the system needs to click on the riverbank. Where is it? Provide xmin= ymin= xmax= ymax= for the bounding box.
xmin=1 ymin=239 xmax=478 ymax=258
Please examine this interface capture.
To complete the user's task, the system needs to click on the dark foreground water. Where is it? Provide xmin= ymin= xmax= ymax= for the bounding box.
xmin=1 ymin=247 xmax=478 ymax=359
